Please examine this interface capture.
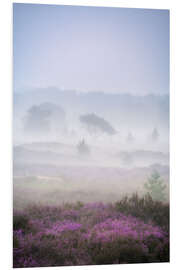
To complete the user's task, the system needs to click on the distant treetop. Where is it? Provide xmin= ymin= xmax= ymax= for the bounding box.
xmin=80 ymin=113 xmax=116 ymax=135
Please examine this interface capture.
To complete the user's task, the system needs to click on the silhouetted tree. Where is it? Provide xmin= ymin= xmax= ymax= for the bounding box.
xmin=77 ymin=139 xmax=90 ymax=156
xmin=23 ymin=105 xmax=51 ymax=134
xmin=126 ymin=132 xmax=134 ymax=143
xmin=120 ymin=152 xmax=133 ymax=166
xmin=80 ymin=113 xmax=116 ymax=136
xmin=151 ymin=128 xmax=159 ymax=142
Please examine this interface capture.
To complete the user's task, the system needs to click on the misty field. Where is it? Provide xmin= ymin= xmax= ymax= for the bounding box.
xmin=13 ymin=3 xmax=170 ymax=268
xmin=13 ymin=194 xmax=169 ymax=268
xmin=13 ymin=141 xmax=170 ymax=267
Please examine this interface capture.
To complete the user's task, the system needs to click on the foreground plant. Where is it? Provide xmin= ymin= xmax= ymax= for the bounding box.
xmin=13 ymin=196 xmax=169 ymax=268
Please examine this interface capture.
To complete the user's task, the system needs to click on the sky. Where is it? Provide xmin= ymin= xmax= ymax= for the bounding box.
xmin=13 ymin=3 xmax=169 ymax=95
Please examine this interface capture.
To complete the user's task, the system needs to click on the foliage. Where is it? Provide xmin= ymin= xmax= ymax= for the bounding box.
xmin=13 ymin=197 xmax=169 ymax=267
xmin=115 ymin=193 xmax=169 ymax=231
xmin=144 ymin=171 xmax=167 ymax=202
xmin=13 ymin=212 xmax=29 ymax=232
xmin=80 ymin=113 xmax=116 ymax=135
xmin=24 ymin=105 xmax=51 ymax=133
xmin=126 ymin=132 xmax=134 ymax=143
xmin=151 ymin=128 xmax=159 ymax=142
xmin=77 ymin=139 xmax=90 ymax=156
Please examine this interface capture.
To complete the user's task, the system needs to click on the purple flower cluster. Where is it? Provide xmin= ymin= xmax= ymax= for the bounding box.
xmin=45 ymin=220 xmax=82 ymax=236
xmin=92 ymin=216 xmax=164 ymax=240
xmin=83 ymin=216 xmax=165 ymax=252
xmin=13 ymin=201 xmax=169 ymax=267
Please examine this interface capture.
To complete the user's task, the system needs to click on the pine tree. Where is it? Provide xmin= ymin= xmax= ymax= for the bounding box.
xmin=144 ymin=171 xmax=167 ymax=201
xmin=151 ymin=128 xmax=159 ymax=142
xmin=77 ymin=139 xmax=90 ymax=156
xmin=126 ymin=132 xmax=134 ymax=143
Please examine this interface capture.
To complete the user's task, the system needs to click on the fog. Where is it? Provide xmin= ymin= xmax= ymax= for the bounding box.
xmin=13 ymin=88 xmax=169 ymax=209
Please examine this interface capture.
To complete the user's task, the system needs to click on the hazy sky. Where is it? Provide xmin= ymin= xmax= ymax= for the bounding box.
xmin=13 ymin=4 xmax=169 ymax=95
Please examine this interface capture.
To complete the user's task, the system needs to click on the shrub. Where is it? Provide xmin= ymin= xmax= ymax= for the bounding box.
xmin=115 ymin=193 xmax=169 ymax=231
xmin=84 ymin=216 xmax=168 ymax=264
xmin=13 ymin=199 xmax=169 ymax=267
xmin=13 ymin=212 xmax=29 ymax=232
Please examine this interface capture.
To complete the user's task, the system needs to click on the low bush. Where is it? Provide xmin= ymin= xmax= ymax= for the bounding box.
xmin=13 ymin=196 xmax=169 ymax=267
xmin=115 ymin=193 xmax=169 ymax=231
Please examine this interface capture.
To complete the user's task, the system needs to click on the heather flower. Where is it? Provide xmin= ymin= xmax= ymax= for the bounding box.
xmin=13 ymin=199 xmax=169 ymax=267
xmin=45 ymin=221 xmax=82 ymax=236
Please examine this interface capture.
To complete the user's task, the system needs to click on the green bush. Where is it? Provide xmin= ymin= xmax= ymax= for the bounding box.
xmin=115 ymin=193 xmax=169 ymax=231
xmin=13 ymin=212 xmax=29 ymax=232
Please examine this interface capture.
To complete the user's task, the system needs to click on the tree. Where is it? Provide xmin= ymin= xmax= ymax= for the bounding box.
xmin=151 ymin=128 xmax=159 ymax=142
xmin=120 ymin=152 xmax=133 ymax=166
xmin=126 ymin=132 xmax=134 ymax=143
xmin=23 ymin=103 xmax=66 ymax=136
xmin=77 ymin=139 xmax=90 ymax=156
xmin=23 ymin=105 xmax=51 ymax=134
xmin=79 ymin=113 xmax=116 ymax=136
xmin=144 ymin=171 xmax=167 ymax=201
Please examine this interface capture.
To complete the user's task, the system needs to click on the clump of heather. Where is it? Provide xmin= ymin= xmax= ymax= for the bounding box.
xmin=115 ymin=193 xmax=169 ymax=232
xmin=13 ymin=195 xmax=169 ymax=268
xmin=84 ymin=215 xmax=168 ymax=264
